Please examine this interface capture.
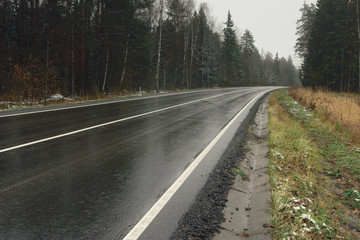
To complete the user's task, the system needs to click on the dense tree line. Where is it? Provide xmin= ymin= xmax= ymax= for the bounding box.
xmin=297 ymin=0 xmax=360 ymax=92
xmin=0 ymin=0 xmax=297 ymax=102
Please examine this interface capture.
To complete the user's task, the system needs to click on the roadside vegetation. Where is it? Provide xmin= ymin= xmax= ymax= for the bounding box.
xmin=268 ymin=88 xmax=360 ymax=239
xmin=289 ymin=87 xmax=360 ymax=145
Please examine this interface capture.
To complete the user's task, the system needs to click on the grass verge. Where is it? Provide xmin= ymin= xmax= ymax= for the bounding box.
xmin=268 ymin=89 xmax=360 ymax=239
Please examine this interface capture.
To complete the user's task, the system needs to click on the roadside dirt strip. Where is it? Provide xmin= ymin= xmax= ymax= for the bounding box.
xmin=214 ymin=97 xmax=271 ymax=240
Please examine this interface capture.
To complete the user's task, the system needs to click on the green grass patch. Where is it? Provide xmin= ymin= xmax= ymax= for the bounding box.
xmin=243 ymin=144 xmax=251 ymax=152
xmin=231 ymin=168 xmax=245 ymax=176
xmin=344 ymin=189 xmax=360 ymax=209
xmin=268 ymin=90 xmax=360 ymax=239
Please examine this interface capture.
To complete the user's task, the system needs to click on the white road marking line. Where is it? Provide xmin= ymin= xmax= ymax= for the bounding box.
xmin=0 ymin=89 xmax=221 ymax=118
xmin=0 ymin=90 xmax=247 ymax=154
xmin=123 ymin=90 xmax=271 ymax=240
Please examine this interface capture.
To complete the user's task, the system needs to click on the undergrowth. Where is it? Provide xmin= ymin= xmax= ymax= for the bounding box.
xmin=268 ymin=89 xmax=360 ymax=239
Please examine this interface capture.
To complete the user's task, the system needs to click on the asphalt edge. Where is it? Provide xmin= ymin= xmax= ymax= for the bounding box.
xmin=171 ymin=92 xmax=272 ymax=239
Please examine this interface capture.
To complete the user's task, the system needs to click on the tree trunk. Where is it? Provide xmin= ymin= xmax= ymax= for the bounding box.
xmin=155 ymin=0 xmax=164 ymax=92
xmin=85 ymin=5 xmax=90 ymax=93
xmin=44 ymin=27 xmax=49 ymax=105
xmin=71 ymin=21 xmax=75 ymax=97
xmin=357 ymin=0 xmax=360 ymax=92
xmin=102 ymin=32 xmax=109 ymax=94
xmin=119 ymin=33 xmax=130 ymax=90
xmin=201 ymin=31 xmax=205 ymax=88
xmin=163 ymin=64 xmax=166 ymax=91
xmin=66 ymin=0 xmax=75 ymax=97
xmin=0 ymin=1 xmax=6 ymax=49
xmin=189 ymin=18 xmax=200 ymax=89
xmin=35 ymin=0 xmax=39 ymax=33
xmin=348 ymin=50 xmax=352 ymax=92
xmin=341 ymin=51 xmax=344 ymax=92
xmin=80 ymin=1 xmax=85 ymax=95
xmin=183 ymin=32 xmax=188 ymax=89
xmin=95 ymin=0 xmax=101 ymax=33
xmin=207 ymin=38 xmax=211 ymax=87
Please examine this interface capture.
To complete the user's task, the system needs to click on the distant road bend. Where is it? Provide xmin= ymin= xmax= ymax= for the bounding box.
xmin=0 ymin=87 xmax=277 ymax=239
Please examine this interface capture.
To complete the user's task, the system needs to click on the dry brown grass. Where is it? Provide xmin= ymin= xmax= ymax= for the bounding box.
xmin=289 ymin=87 xmax=360 ymax=146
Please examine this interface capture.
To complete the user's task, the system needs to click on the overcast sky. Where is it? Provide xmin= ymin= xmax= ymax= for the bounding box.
xmin=197 ymin=0 xmax=317 ymax=66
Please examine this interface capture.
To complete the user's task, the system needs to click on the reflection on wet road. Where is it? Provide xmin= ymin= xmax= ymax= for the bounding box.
xmin=0 ymin=87 xmax=274 ymax=239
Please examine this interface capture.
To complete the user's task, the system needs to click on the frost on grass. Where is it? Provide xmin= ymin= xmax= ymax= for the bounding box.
xmin=344 ymin=189 xmax=360 ymax=208
xmin=1 ymin=93 xmax=74 ymax=111
xmin=274 ymin=180 xmax=335 ymax=239
xmin=283 ymin=97 xmax=315 ymax=122
xmin=46 ymin=93 xmax=73 ymax=102
xmin=271 ymin=154 xmax=336 ymax=238
xmin=272 ymin=149 xmax=285 ymax=160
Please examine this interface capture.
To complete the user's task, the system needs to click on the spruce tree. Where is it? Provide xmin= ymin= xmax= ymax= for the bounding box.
xmin=300 ymin=0 xmax=359 ymax=91
xmin=295 ymin=2 xmax=316 ymax=59
xmin=273 ymin=53 xmax=280 ymax=85
xmin=240 ymin=29 xmax=256 ymax=85
xmin=221 ymin=10 xmax=241 ymax=86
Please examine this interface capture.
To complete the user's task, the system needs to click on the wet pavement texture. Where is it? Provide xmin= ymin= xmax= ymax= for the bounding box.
xmin=0 ymin=88 xmax=274 ymax=239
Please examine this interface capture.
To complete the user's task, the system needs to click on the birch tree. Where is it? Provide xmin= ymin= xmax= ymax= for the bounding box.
xmin=155 ymin=0 xmax=164 ymax=92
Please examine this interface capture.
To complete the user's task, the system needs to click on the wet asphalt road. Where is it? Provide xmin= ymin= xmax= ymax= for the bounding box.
xmin=0 ymin=87 xmax=275 ymax=239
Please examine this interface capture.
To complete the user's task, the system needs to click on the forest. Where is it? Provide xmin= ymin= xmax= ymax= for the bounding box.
xmin=0 ymin=0 xmax=298 ymax=102
xmin=296 ymin=0 xmax=360 ymax=92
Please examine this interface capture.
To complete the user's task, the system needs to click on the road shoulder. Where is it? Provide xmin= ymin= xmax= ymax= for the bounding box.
xmin=171 ymin=93 xmax=271 ymax=239
xmin=213 ymin=96 xmax=271 ymax=240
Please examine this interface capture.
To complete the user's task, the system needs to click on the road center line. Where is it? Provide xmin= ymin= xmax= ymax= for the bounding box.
xmin=123 ymin=90 xmax=271 ymax=240
xmin=0 ymin=90 xmax=246 ymax=154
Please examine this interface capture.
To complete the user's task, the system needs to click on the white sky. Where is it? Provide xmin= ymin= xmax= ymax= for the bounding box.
xmin=197 ymin=0 xmax=317 ymax=66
